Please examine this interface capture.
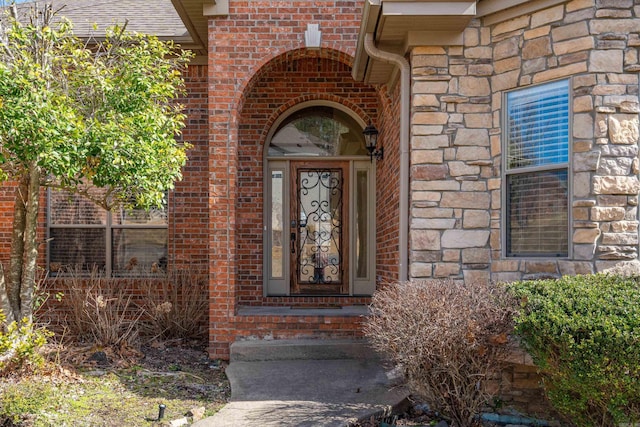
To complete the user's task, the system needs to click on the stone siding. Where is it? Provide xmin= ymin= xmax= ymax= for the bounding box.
xmin=410 ymin=0 xmax=640 ymax=282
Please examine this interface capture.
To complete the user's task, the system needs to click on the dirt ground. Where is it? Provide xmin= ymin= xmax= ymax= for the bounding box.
xmin=0 ymin=340 xmax=231 ymax=427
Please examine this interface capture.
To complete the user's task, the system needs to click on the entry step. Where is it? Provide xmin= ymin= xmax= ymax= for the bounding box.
xmin=230 ymin=338 xmax=377 ymax=362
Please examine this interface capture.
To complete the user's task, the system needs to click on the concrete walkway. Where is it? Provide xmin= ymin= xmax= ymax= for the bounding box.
xmin=192 ymin=339 xmax=408 ymax=427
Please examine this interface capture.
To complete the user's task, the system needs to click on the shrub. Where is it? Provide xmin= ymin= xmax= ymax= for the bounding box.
xmin=139 ymin=269 xmax=208 ymax=341
xmin=52 ymin=267 xmax=207 ymax=346
xmin=0 ymin=312 xmax=50 ymax=376
xmin=365 ymin=280 xmax=514 ymax=427
xmin=59 ymin=267 xmax=143 ymax=348
xmin=507 ymin=274 xmax=640 ymax=426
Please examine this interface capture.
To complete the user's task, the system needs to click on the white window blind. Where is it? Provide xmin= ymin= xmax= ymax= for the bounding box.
xmin=505 ymin=80 xmax=569 ymax=257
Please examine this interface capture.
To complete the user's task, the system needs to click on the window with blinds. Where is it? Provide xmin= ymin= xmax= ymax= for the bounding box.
xmin=48 ymin=189 xmax=168 ymax=276
xmin=504 ymin=80 xmax=570 ymax=257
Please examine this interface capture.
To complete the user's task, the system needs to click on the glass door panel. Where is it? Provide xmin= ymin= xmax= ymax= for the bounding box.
xmin=291 ymin=161 xmax=349 ymax=294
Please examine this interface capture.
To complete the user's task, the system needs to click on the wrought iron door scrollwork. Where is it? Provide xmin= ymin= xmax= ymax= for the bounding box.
xmin=296 ymin=169 xmax=343 ymax=285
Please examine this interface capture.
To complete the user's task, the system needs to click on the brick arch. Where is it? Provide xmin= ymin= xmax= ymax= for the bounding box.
xmin=234 ymin=45 xmax=380 ymax=307
xmin=236 ymin=47 xmax=356 ymax=118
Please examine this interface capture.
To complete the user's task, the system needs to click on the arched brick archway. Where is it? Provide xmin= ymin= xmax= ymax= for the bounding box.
xmin=207 ymin=40 xmax=403 ymax=358
xmin=235 ymin=48 xmax=378 ymax=304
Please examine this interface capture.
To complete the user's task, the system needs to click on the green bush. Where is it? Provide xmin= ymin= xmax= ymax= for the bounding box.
xmin=0 ymin=312 xmax=50 ymax=376
xmin=507 ymin=274 xmax=640 ymax=426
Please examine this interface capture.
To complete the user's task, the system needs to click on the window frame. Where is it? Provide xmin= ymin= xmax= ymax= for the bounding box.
xmin=47 ymin=189 xmax=169 ymax=277
xmin=501 ymin=78 xmax=572 ymax=259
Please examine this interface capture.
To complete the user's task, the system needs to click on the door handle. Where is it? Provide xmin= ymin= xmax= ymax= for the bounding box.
xmin=291 ymin=232 xmax=296 ymax=254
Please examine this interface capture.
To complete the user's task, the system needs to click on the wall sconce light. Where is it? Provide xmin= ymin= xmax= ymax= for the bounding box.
xmin=363 ymin=123 xmax=383 ymax=163
xmin=304 ymin=24 xmax=322 ymax=49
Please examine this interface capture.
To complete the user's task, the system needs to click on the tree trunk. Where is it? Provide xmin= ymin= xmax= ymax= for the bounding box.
xmin=19 ymin=165 xmax=41 ymax=323
xmin=0 ymin=263 xmax=11 ymax=328
xmin=6 ymin=176 xmax=28 ymax=324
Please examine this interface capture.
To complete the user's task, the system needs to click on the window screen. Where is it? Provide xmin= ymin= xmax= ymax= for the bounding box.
xmin=505 ymin=80 xmax=569 ymax=257
xmin=48 ymin=189 xmax=168 ymax=275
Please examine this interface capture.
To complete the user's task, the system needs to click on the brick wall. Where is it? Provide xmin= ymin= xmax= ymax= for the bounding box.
xmin=205 ymin=1 xmax=399 ymax=357
xmin=171 ymin=64 xmax=210 ymax=272
xmin=376 ymin=83 xmax=402 ymax=284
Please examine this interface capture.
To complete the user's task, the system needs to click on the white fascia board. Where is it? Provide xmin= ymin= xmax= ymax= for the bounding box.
xmin=382 ymin=1 xmax=476 ymax=17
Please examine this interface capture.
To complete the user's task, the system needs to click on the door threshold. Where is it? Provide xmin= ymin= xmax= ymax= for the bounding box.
xmin=237 ymin=305 xmax=370 ymax=317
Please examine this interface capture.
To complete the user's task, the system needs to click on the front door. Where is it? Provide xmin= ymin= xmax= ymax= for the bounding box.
xmin=290 ymin=161 xmax=349 ymax=295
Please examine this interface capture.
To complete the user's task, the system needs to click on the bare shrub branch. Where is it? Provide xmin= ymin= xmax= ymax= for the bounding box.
xmin=138 ymin=269 xmax=208 ymax=342
xmin=56 ymin=267 xmax=142 ymax=348
xmin=365 ymin=280 xmax=515 ymax=427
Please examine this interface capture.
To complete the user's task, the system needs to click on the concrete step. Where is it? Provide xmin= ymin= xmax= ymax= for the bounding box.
xmin=230 ymin=338 xmax=378 ymax=362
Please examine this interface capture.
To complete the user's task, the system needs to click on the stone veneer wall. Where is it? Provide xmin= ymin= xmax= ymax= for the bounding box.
xmin=409 ymin=0 xmax=640 ymax=282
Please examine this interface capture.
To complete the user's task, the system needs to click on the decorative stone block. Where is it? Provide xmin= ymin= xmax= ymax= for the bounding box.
xmin=590 ymin=19 xmax=640 ymax=35
xmin=494 ymin=37 xmax=520 ymax=61
xmin=459 ymin=76 xmax=490 ymax=96
xmin=413 ymin=207 xmax=454 ymax=219
xmin=412 ymin=218 xmax=457 ymax=229
xmin=533 ymin=62 xmax=587 ymax=83
xmin=552 ymin=21 xmax=589 ymax=41
xmin=448 ymin=162 xmax=481 ymax=176
xmin=522 ymin=36 xmax=552 ymax=59
xmin=611 ymin=221 xmax=638 ymax=233
xmin=573 ymin=114 xmax=594 ymax=139
xmin=412 ymin=135 xmax=450 ymax=149
xmin=462 ymin=248 xmax=490 ymax=263
xmin=600 ymin=144 xmax=638 ymax=157
xmin=453 ymin=128 xmax=490 ymax=146
xmin=440 ymin=192 xmax=490 ymax=209
xmin=413 ymin=164 xmax=448 ymax=180
xmin=573 ymin=228 xmax=601 ymax=244
xmin=463 ymin=210 xmax=491 ymax=228
xmin=411 ymin=230 xmax=441 ymax=251
xmin=597 ymin=157 xmax=633 ymax=176
xmin=573 ymin=172 xmax=592 ymax=198
xmin=413 ymin=94 xmax=440 ymax=107
xmin=558 ymin=261 xmax=594 ymax=275
xmin=412 ymin=180 xmax=460 ymax=191
xmin=464 ymin=113 xmax=492 ymax=128
xmin=593 ymin=176 xmax=640 ymax=195
xmin=589 ymin=50 xmax=623 ymax=73
xmin=602 ymin=232 xmax=638 ymax=245
xmin=573 ymin=150 xmax=599 ymax=171
xmin=491 ymin=70 xmax=520 ymax=92
xmin=609 ymin=115 xmax=639 ymax=145
xmin=434 ymin=263 xmax=461 ymax=277
xmin=591 ymin=206 xmax=626 ymax=221
xmin=553 ymin=36 xmax=594 ymax=56
xmin=412 ymin=150 xmax=444 ymax=164
xmin=414 ymin=112 xmax=449 ymax=125
xmin=410 ymin=263 xmax=433 ymax=278
xmin=573 ymin=243 xmax=596 ymax=260
xmin=456 ymin=146 xmax=490 ymax=161
xmin=463 ymin=270 xmax=490 ymax=284
xmin=441 ymin=230 xmax=490 ymax=248
xmin=524 ymin=261 xmax=559 ymax=274
xmin=598 ymin=246 xmax=638 ymax=260
xmin=414 ymin=125 xmax=445 ymax=136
